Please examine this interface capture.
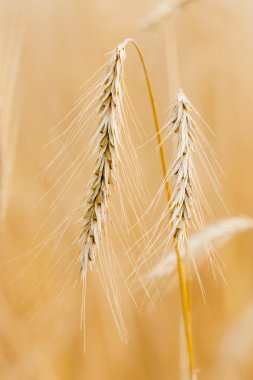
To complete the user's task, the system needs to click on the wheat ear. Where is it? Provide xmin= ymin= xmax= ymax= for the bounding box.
xmin=168 ymin=89 xmax=196 ymax=253
xmin=77 ymin=38 xmax=175 ymax=341
xmin=80 ymin=40 xmax=128 ymax=274
xmin=80 ymin=38 xmax=170 ymax=274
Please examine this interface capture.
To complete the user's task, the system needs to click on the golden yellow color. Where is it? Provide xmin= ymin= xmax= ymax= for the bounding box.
xmin=1 ymin=1 xmax=253 ymax=379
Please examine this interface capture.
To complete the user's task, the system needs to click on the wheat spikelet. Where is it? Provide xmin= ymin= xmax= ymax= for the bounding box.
xmin=142 ymin=0 xmax=197 ymax=29
xmin=145 ymin=216 xmax=253 ymax=283
xmin=161 ymin=88 xmax=222 ymax=270
xmin=80 ymin=40 xmax=128 ymax=275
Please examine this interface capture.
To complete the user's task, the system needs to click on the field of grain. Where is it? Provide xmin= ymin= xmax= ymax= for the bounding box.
xmin=1 ymin=1 xmax=253 ymax=379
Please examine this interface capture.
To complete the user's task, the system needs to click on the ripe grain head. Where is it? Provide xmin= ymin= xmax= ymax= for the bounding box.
xmin=80 ymin=40 xmax=127 ymax=274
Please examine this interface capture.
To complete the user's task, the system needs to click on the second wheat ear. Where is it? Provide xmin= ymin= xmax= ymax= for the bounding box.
xmin=162 ymin=88 xmax=223 ymax=379
xmin=165 ymin=89 xmax=198 ymax=379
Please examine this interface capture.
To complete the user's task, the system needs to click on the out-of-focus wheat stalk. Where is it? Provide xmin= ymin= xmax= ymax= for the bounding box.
xmin=145 ymin=216 xmax=253 ymax=283
xmin=205 ymin=303 xmax=253 ymax=380
xmin=142 ymin=0 xmax=197 ymax=29
xmin=142 ymin=0 xmax=198 ymax=100
xmin=220 ymin=303 xmax=253 ymax=363
xmin=0 ymin=25 xmax=21 ymax=225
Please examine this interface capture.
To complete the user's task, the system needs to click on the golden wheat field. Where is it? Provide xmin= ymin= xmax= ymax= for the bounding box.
xmin=1 ymin=0 xmax=253 ymax=379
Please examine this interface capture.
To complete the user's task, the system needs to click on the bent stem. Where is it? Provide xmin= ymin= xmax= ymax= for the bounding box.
xmin=127 ymin=39 xmax=195 ymax=378
xmin=127 ymin=39 xmax=170 ymax=198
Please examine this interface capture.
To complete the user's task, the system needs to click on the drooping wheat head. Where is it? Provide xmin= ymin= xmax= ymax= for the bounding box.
xmin=80 ymin=40 xmax=128 ymax=276
xmin=31 ymin=37 xmax=168 ymax=342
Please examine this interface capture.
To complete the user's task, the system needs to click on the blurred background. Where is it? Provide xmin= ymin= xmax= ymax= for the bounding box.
xmin=1 ymin=0 xmax=253 ymax=379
